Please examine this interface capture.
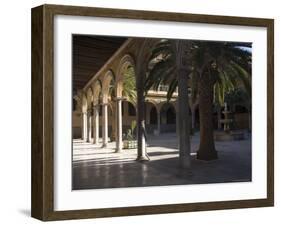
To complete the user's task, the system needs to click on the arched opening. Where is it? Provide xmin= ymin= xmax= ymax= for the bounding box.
xmin=120 ymin=66 xmax=136 ymax=139
xmin=150 ymin=106 xmax=157 ymax=124
xmin=101 ymin=72 xmax=115 ymax=146
xmin=144 ymin=101 xmax=158 ymax=134
xmin=128 ymin=101 xmax=136 ymax=116
xmin=107 ymin=104 xmax=114 ymax=141
xmin=116 ymin=55 xmax=136 ymax=101
xmin=166 ymin=107 xmax=176 ymax=124
xmin=122 ymin=100 xmax=137 ymax=139
xmin=86 ymin=88 xmax=93 ymax=142
xmin=116 ymin=55 xmax=136 ymax=152
xmin=160 ymin=103 xmax=176 ymax=133
xmin=92 ymin=80 xmax=102 ymax=144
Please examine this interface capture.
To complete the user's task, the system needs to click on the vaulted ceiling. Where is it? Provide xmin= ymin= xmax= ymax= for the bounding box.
xmin=72 ymin=35 xmax=127 ymax=94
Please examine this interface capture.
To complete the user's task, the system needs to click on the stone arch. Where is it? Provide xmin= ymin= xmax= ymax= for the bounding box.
xmin=73 ymin=93 xmax=82 ymax=112
xmin=160 ymin=102 xmax=176 ymax=125
xmin=170 ymin=101 xmax=178 ymax=111
xmin=145 ymin=100 xmax=158 ymax=124
xmin=127 ymin=101 xmax=136 ymax=116
xmin=86 ymin=87 xmax=93 ymax=109
xmin=102 ymin=70 xmax=115 ymax=104
xmin=116 ymin=54 xmax=136 ymax=98
xmin=134 ymin=39 xmax=164 ymax=160
xmin=92 ymin=80 xmax=102 ymax=105
xmin=150 ymin=106 xmax=158 ymax=125
xmin=143 ymin=101 xmax=158 ymax=134
xmin=82 ymin=93 xmax=87 ymax=113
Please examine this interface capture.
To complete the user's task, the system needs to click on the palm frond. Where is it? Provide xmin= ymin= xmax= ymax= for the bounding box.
xmin=167 ymin=79 xmax=178 ymax=101
xmin=229 ymin=61 xmax=251 ymax=97
xmin=122 ymin=66 xmax=137 ymax=104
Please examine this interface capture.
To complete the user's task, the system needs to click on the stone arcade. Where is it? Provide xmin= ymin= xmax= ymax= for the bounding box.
xmin=72 ymin=36 xmax=251 ymax=189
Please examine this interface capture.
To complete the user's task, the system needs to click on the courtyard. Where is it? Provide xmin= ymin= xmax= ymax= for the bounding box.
xmin=71 ymin=36 xmax=252 ymax=190
xmin=72 ymin=132 xmax=251 ymax=190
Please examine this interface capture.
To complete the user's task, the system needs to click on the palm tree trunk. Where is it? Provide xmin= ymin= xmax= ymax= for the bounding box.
xmin=197 ymin=73 xmax=218 ymax=160
xmin=178 ymin=70 xmax=191 ymax=168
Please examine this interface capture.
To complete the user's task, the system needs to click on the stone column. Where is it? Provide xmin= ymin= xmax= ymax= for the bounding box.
xmin=136 ymin=89 xmax=149 ymax=161
xmin=92 ymin=105 xmax=95 ymax=143
xmin=82 ymin=112 xmax=87 ymax=141
xmin=110 ymin=103 xmax=116 ymax=141
xmin=86 ymin=110 xmax=91 ymax=142
xmin=178 ymin=69 xmax=191 ymax=169
xmin=102 ymin=103 xmax=108 ymax=147
xmin=93 ymin=105 xmax=99 ymax=144
xmin=116 ymin=98 xmax=123 ymax=152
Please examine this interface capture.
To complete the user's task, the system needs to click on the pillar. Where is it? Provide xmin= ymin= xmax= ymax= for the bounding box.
xmin=102 ymin=103 xmax=108 ymax=147
xmin=82 ymin=112 xmax=87 ymax=141
xmin=178 ymin=69 xmax=191 ymax=169
xmin=93 ymin=105 xmax=99 ymax=144
xmin=92 ymin=105 xmax=95 ymax=143
xmin=116 ymin=97 xmax=123 ymax=152
xmin=88 ymin=109 xmax=93 ymax=142
xmin=136 ymin=89 xmax=149 ymax=161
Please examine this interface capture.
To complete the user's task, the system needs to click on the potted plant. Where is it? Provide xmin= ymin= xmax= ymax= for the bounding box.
xmin=123 ymin=120 xmax=137 ymax=149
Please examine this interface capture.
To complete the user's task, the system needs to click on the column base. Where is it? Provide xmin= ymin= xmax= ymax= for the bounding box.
xmin=102 ymin=143 xmax=108 ymax=148
xmin=115 ymin=148 xmax=122 ymax=153
xmin=136 ymin=155 xmax=150 ymax=162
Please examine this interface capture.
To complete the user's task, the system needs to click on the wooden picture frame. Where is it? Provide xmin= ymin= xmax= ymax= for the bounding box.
xmin=31 ymin=4 xmax=274 ymax=221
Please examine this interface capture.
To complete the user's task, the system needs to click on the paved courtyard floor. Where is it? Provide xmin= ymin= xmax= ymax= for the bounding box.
xmin=72 ymin=132 xmax=251 ymax=190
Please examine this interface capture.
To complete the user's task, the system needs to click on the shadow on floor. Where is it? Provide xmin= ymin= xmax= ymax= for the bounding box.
xmin=72 ymin=150 xmax=251 ymax=190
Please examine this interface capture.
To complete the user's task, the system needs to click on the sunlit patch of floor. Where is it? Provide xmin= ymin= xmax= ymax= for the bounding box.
xmin=72 ymin=132 xmax=251 ymax=190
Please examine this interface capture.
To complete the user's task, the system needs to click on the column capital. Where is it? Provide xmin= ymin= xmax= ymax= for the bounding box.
xmin=114 ymin=97 xmax=126 ymax=102
xmin=87 ymin=108 xmax=93 ymax=115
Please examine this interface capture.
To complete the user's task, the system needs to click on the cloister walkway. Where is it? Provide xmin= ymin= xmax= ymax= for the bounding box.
xmin=72 ymin=132 xmax=251 ymax=190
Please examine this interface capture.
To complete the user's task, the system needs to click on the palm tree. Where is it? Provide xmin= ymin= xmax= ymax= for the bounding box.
xmin=108 ymin=66 xmax=137 ymax=104
xmin=108 ymin=66 xmax=137 ymax=141
xmin=225 ymin=87 xmax=251 ymax=131
xmin=145 ymin=39 xmax=251 ymax=160
xmin=195 ymin=41 xmax=251 ymax=160
xmin=122 ymin=66 xmax=137 ymax=105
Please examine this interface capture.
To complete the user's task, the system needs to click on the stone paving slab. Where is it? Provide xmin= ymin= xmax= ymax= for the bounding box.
xmin=72 ymin=132 xmax=251 ymax=190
